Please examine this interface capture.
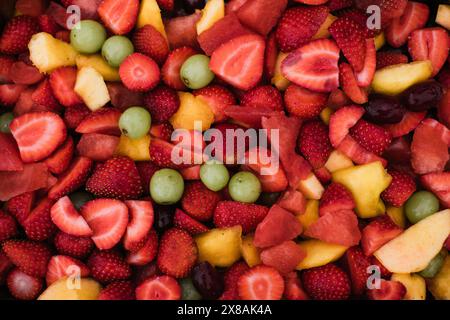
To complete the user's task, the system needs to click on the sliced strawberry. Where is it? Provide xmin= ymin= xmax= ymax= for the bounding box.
xmin=238 ymin=265 xmax=284 ymax=300
xmin=264 ymin=31 xmax=278 ymax=80
xmin=328 ymin=0 xmax=352 ymax=11
xmin=0 ymin=15 xmax=39 ymax=55
xmin=384 ymin=111 xmax=426 ymax=138
xmin=15 ymin=0 xmax=47 ymax=17
xmin=2 ymin=240 xmax=51 ymax=277
xmin=356 ymin=0 xmax=408 ymax=25
xmin=319 ymin=183 xmax=355 ymax=217
xmin=180 ymin=165 xmax=200 ymax=180
xmin=355 ymin=39 xmax=376 ymax=87
xmin=302 ymin=263 xmax=351 ymax=300
xmin=87 ymin=250 xmax=131 ymax=283
xmin=283 ymin=271 xmax=309 ymax=300
xmin=0 ymin=54 xmax=14 ymax=83
xmin=381 ymin=169 xmax=416 ymax=207
xmin=77 ymin=133 xmax=119 ymax=162
xmin=241 ymin=85 xmax=283 ymax=111
xmin=376 ymin=52 xmax=409 ymax=70
xmin=44 ymin=136 xmax=74 ymax=175
xmin=149 ymin=138 xmax=191 ymax=169
xmin=123 ymin=200 xmax=154 ymax=251
xmin=224 ymin=105 xmax=283 ymax=129
xmin=50 ymin=196 xmax=93 ymax=237
xmin=193 ymin=85 xmax=235 ymax=122
xmin=127 ymin=230 xmax=158 ymax=266
xmin=329 ymin=105 xmax=365 ymax=147
xmin=344 ymin=246 xmax=372 ymax=296
xmin=0 ymin=132 xmax=23 ymax=172
xmin=337 ymin=135 xmax=387 ymax=166
xmin=23 ymin=197 xmax=57 ymax=241
xmin=350 ymin=120 xmax=392 ymax=156
xmin=298 ymin=120 xmax=333 ymax=170
xmin=367 ymin=279 xmax=406 ymax=300
xmin=31 ymin=79 xmax=61 ymax=113
xmin=260 ymin=240 xmax=306 ymax=275
xmin=214 ymin=201 xmax=269 ymax=234
xmin=0 ymin=210 xmax=18 ymax=242
xmin=136 ymin=275 xmax=181 ymax=300
xmin=46 ymin=255 xmax=89 ymax=286
xmin=5 ymin=192 xmax=35 ymax=226
xmin=236 ymin=0 xmax=287 ymax=36
xmin=339 ymin=63 xmax=368 ymax=104
xmin=98 ymin=281 xmax=135 ymax=300
xmin=173 ymin=209 xmax=209 ymax=235
xmin=63 ymin=104 xmax=91 ymax=129
xmin=361 ymin=215 xmax=403 ymax=256
xmin=49 ymin=67 xmax=82 ymax=107
xmin=281 ymin=39 xmax=340 ymax=93
xmin=165 ymin=12 xmax=201 ymax=50
xmin=45 ymin=2 xmax=70 ymax=29
xmin=133 ymin=24 xmax=169 ymax=65
xmin=8 ymin=61 xmax=43 ymax=85
xmin=220 ymin=261 xmax=249 ymax=300
xmin=54 ymin=231 xmax=94 ymax=259
xmin=150 ymin=122 xmax=173 ymax=141
xmin=339 ymin=9 xmax=379 ymax=38
xmin=162 ymin=46 xmax=198 ymax=90
xmin=119 ymin=53 xmax=160 ymax=92
xmin=284 ymin=84 xmax=327 ymax=118
xmin=75 ymin=108 xmax=122 ymax=136
xmin=7 ymin=268 xmax=42 ymax=300
xmin=13 ymin=87 xmax=35 ymax=115
xmin=98 ymin=0 xmax=139 ymax=35
xmin=421 ymin=172 xmax=450 ymax=208
xmin=81 ymin=199 xmax=129 ymax=250
xmin=0 ymin=84 xmax=27 ymax=105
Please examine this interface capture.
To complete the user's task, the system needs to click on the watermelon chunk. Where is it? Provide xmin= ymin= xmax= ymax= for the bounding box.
xmin=237 ymin=0 xmax=288 ymax=36
xmin=0 ymin=133 xmax=23 ymax=171
xmin=0 ymin=163 xmax=49 ymax=201
xmin=260 ymin=240 xmax=306 ymax=274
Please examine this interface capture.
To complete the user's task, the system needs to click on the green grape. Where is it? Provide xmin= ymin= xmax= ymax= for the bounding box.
xmin=70 ymin=20 xmax=107 ymax=54
xmin=405 ymin=191 xmax=440 ymax=224
xmin=199 ymin=161 xmax=229 ymax=191
xmin=0 ymin=112 xmax=14 ymax=133
xmin=228 ymin=171 xmax=261 ymax=204
xmin=102 ymin=36 xmax=134 ymax=68
xmin=150 ymin=169 xmax=184 ymax=205
xmin=69 ymin=191 xmax=94 ymax=210
xmin=419 ymin=249 xmax=448 ymax=278
xmin=180 ymin=54 xmax=215 ymax=89
xmin=180 ymin=278 xmax=202 ymax=300
xmin=119 ymin=107 xmax=151 ymax=139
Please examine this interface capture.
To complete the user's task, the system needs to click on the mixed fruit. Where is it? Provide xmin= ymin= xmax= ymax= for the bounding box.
xmin=0 ymin=0 xmax=449 ymax=301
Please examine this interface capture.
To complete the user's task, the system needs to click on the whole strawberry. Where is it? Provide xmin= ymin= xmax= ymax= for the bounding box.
xmin=213 ymin=201 xmax=269 ymax=233
xmin=0 ymin=210 xmax=18 ymax=241
xmin=87 ymin=250 xmax=132 ymax=283
xmin=2 ymin=240 xmax=51 ymax=278
xmin=144 ymin=85 xmax=180 ymax=123
xmin=298 ymin=120 xmax=332 ymax=170
xmin=302 ymin=263 xmax=351 ymax=300
xmin=381 ymin=169 xmax=416 ymax=207
xmin=0 ymin=15 xmax=39 ymax=54
xmin=98 ymin=281 xmax=135 ymax=300
xmin=181 ymin=181 xmax=222 ymax=221
xmin=133 ymin=25 xmax=169 ymax=65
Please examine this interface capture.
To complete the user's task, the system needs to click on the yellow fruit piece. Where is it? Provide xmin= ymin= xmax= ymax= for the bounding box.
xmin=312 ymin=14 xmax=337 ymax=39
xmin=320 ymin=107 xmax=333 ymax=125
xmin=391 ymin=273 xmax=426 ymax=300
xmin=427 ymin=256 xmax=450 ymax=300
xmin=297 ymin=200 xmax=319 ymax=232
xmin=296 ymin=240 xmax=348 ymax=270
xmin=195 ymin=226 xmax=242 ymax=267
xmin=38 ymin=278 xmax=101 ymax=300
xmin=374 ymin=209 xmax=450 ymax=273
xmin=436 ymin=5 xmax=450 ymax=30
xmin=74 ymin=66 xmax=111 ymax=111
xmin=196 ymin=0 xmax=224 ymax=35
xmin=76 ymin=54 xmax=120 ymax=82
xmin=324 ymin=150 xmax=353 ymax=173
xmin=386 ymin=205 xmax=406 ymax=228
xmin=271 ymin=52 xmax=290 ymax=91
xmin=332 ymin=161 xmax=392 ymax=218
xmin=115 ymin=135 xmax=151 ymax=161
xmin=170 ymin=92 xmax=214 ymax=131
xmin=28 ymin=32 xmax=77 ymax=73
xmin=137 ymin=0 xmax=167 ymax=38
xmin=240 ymin=234 xmax=261 ymax=267
xmin=374 ymin=32 xmax=385 ymax=50
xmin=372 ymin=60 xmax=433 ymax=96
xmin=297 ymin=173 xmax=324 ymax=200
xmin=375 ymin=199 xmax=386 ymax=216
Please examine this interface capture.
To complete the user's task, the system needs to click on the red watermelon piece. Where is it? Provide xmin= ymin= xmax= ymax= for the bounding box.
xmin=0 ymin=163 xmax=49 ymax=201
xmin=260 ymin=240 xmax=306 ymax=274
xmin=0 ymin=132 xmax=23 ymax=171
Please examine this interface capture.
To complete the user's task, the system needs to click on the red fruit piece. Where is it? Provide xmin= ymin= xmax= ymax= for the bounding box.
xmin=181 ymin=181 xmax=221 ymax=222
xmin=355 ymin=39 xmax=376 ymax=87
xmin=238 ymin=265 xmax=284 ymax=300
xmin=77 ymin=133 xmax=119 ymax=162
xmin=210 ymin=34 xmax=265 ymax=91
xmin=367 ymin=279 xmax=406 ymax=300
xmin=319 ymin=183 xmax=355 ymax=217
xmin=220 ymin=261 xmax=249 ymax=300
xmin=0 ymin=15 xmax=39 ymax=54
xmin=2 ymin=240 xmax=51 ymax=277
xmin=180 ymin=165 xmax=200 ymax=180
xmin=107 ymin=82 xmax=143 ymax=111
xmin=23 ymin=198 xmax=56 ymax=242
xmin=45 ymin=136 xmax=74 ymax=175
xmin=0 ymin=54 xmax=14 ymax=83
xmin=149 ymin=138 xmax=190 ymax=169
xmin=193 ymin=85 xmax=236 ymax=122
xmin=38 ymin=14 xmax=60 ymax=35
xmin=355 ymin=0 xmax=408 ymax=25
xmin=50 ymin=196 xmax=92 ymax=237
xmin=87 ymin=250 xmax=131 ymax=283
xmin=339 ymin=9 xmax=379 ymax=38
xmin=9 ymin=61 xmax=43 ymax=85
xmin=261 ymin=241 xmax=306 ymax=275
xmin=133 ymin=25 xmax=169 ymax=65
xmin=162 ymin=46 xmax=198 ymax=90
xmin=98 ymin=281 xmax=135 ymax=300
xmin=408 ymin=27 xmax=450 ymax=76
xmin=157 ymin=228 xmax=198 ymax=278
xmin=421 ymin=172 xmax=450 ymax=208
xmin=136 ymin=275 xmax=181 ymax=300
xmin=76 ymin=108 xmax=122 ymax=136
xmin=119 ymin=53 xmax=160 ymax=92
xmin=329 ymin=105 xmax=365 ymax=147
xmin=236 ymin=0 xmax=287 ymax=36
xmin=63 ymin=104 xmax=91 ymax=129
xmin=361 ymin=215 xmax=403 ymax=256
xmin=381 ymin=169 xmax=416 ymax=207
xmin=15 ymin=0 xmax=46 ymax=16
xmin=156 ymin=0 xmax=173 ymax=11
xmin=0 ymin=84 xmax=26 ymax=105
xmin=298 ymin=120 xmax=332 ymax=170
xmin=302 ymin=263 xmax=351 ymax=300
xmin=339 ymin=63 xmax=368 ymax=104
xmin=144 ymin=85 xmax=180 ymax=123
xmin=304 ymin=210 xmax=361 ymax=246
xmin=98 ymin=0 xmax=139 ymax=35
xmin=277 ymin=189 xmax=306 ymax=214
xmin=0 ymin=132 xmax=23 ymax=172
xmin=123 ymin=200 xmax=154 ymax=251
xmin=49 ymin=67 xmax=82 ymax=107
xmin=173 ymin=209 xmax=208 ymax=236
xmin=7 ymin=268 xmax=43 ymax=300
xmin=264 ymin=31 xmax=278 ymax=80
xmin=127 ymin=230 xmax=158 ymax=266
xmin=350 ymin=119 xmax=392 ymax=156
xmin=165 ymin=12 xmax=201 ymax=50
xmin=224 ymin=105 xmax=283 ymax=129
xmin=328 ymin=0 xmax=352 ymax=11
xmin=411 ymin=118 xmax=450 ymax=174
xmin=54 ymin=231 xmax=94 ymax=259
xmin=13 ymin=87 xmax=35 ymax=115
xmin=344 ymin=246 xmax=372 ymax=296
xmin=275 ymin=6 xmax=329 ymax=53
xmin=284 ymin=84 xmax=327 ymax=119
xmin=253 ymin=205 xmax=302 ymax=248
xmin=284 ymin=272 xmax=309 ymax=301
xmin=214 ymin=201 xmax=269 ymax=234
xmin=0 ymin=210 xmax=17 ymax=242
xmin=241 ymin=85 xmax=283 ymax=111
xmin=31 ymin=79 xmax=61 ymax=112
xmin=376 ymin=52 xmax=409 ymax=70
xmin=46 ymin=255 xmax=89 ymax=286
xmin=135 ymin=161 xmax=159 ymax=191
xmin=5 ymin=192 xmax=34 ymax=226
xmin=384 ymin=111 xmax=426 ymax=138
xmin=338 ymin=135 xmax=387 ymax=167
xmin=81 ymin=199 xmax=129 ymax=250
xmin=150 ymin=122 xmax=173 ymax=141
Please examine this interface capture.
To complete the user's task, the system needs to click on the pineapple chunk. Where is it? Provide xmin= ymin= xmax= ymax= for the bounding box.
xmin=324 ymin=150 xmax=353 ymax=173
xmin=115 ymin=135 xmax=151 ymax=161
xmin=297 ymin=173 xmax=324 ymax=200
xmin=386 ymin=205 xmax=406 ymax=228
xmin=196 ymin=0 xmax=225 ymax=35
xmin=28 ymin=32 xmax=77 ymax=73
xmin=436 ymin=5 xmax=450 ymax=30
xmin=271 ymin=52 xmax=290 ymax=91
xmin=137 ymin=0 xmax=167 ymax=38
xmin=320 ymin=107 xmax=333 ymax=125
xmin=76 ymin=54 xmax=120 ymax=82
xmin=391 ymin=273 xmax=426 ymax=300
xmin=75 ymin=67 xmax=111 ymax=111
xmin=297 ymin=200 xmax=319 ymax=232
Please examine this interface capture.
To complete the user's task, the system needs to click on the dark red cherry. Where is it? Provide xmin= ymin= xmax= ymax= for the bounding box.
xmin=364 ymin=94 xmax=406 ymax=124
xmin=401 ymin=80 xmax=444 ymax=112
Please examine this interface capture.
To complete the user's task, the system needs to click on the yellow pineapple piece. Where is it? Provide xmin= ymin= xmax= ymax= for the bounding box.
xmin=436 ymin=5 xmax=450 ymax=30
xmin=320 ymin=107 xmax=333 ymax=125
xmin=240 ymin=234 xmax=261 ymax=267
xmin=137 ymin=0 xmax=167 ymax=38
xmin=297 ymin=173 xmax=324 ymax=200
xmin=196 ymin=0 xmax=225 ymax=35
xmin=76 ymin=54 xmax=120 ymax=82
xmin=170 ymin=92 xmax=214 ymax=131
xmin=74 ymin=67 xmax=111 ymax=111
xmin=386 ymin=205 xmax=406 ymax=228
xmin=374 ymin=32 xmax=385 ymax=50
xmin=271 ymin=52 xmax=290 ymax=91
xmin=324 ymin=150 xmax=354 ymax=173
xmin=38 ymin=278 xmax=101 ymax=300
xmin=297 ymin=200 xmax=319 ymax=232
xmin=427 ymin=256 xmax=450 ymax=300
xmin=115 ymin=135 xmax=151 ymax=161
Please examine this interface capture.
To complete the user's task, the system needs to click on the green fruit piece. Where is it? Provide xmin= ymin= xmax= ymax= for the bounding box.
xmin=199 ymin=161 xmax=230 ymax=192
xmin=70 ymin=20 xmax=107 ymax=54
xmin=419 ymin=249 xmax=448 ymax=278
xmin=119 ymin=107 xmax=151 ymax=139
xmin=150 ymin=168 xmax=185 ymax=205
xmin=228 ymin=171 xmax=261 ymax=204
xmin=69 ymin=191 xmax=94 ymax=210
xmin=0 ymin=112 xmax=14 ymax=133
xmin=405 ymin=191 xmax=440 ymax=224
xmin=180 ymin=278 xmax=202 ymax=300
xmin=180 ymin=54 xmax=214 ymax=89
xmin=101 ymin=35 xmax=134 ymax=68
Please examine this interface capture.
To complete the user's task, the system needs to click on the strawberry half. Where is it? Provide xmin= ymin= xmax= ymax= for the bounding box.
xmin=421 ymin=172 xmax=450 ymax=208
xmin=339 ymin=63 xmax=368 ymax=104
xmin=355 ymin=39 xmax=376 ymax=87
xmin=50 ymin=196 xmax=93 ymax=237
xmin=284 ymin=84 xmax=327 ymax=118
xmin=344 ymin=246 xmax=372 ymax=296
xmin=9 ymin=61 xmax=43 ymax=85
xmin=119 ymin=53 xmax=160 ymax=92
xmin=302 ymin=263 xmax=351 ymax=300
xmin=173 ymin=209 xmax=209 ymax=235
xmin=214 ymin=201 xmax=269 ymax=234
xmin=220 ymin=261 xmax=249 ymax=300
xmin=45 ymin=255 xmax=90 ymax=286
xmin=0 ymin=84 xmax=26 ymax=105
xmin=127 ymin=230 xmax=158 ymax=266
xmin=0 ymin=15 xmax=39 ymax=54
xmin=193 ymin=85 xmax=236 ymax=122
xmin=87 ymin=250 xmax=131 ymax=283
xmin=133 ymin=25 xmax=169 ymax=65
xmin=97 ymin=0 xmax=139 ymax=35
xmin=238 ymin=265 xmax=285 ymax=300
xmin=361 ymin=215 xmax=403 ymax=256
xmin=144 ymin=85 xmax=180 ymax=123
xmin=23 ymin=197 xmax=57 ymax=241
xmin=0 ymin=54 xmax=14 ymax=83
xmin=298 ymin=120 xmax=333 ymax=170
xmin=384 ymin=111 xmax=426 ymax=138
xmin=7 ymin=268 xmax=43 ymax=300
xmin=49 ymin=67 xmax=82 ymax=107
xmin=283 ymin=271 xmax=309 ymax=300
xmin=2 ymin=240 xmax=51 ymax=277
xmin=355 ymin=0 xmax=408 ymax=25
xmin=136 ymin=275 xmax=181 ymax=300
xmin=0 ymin=210 xmax=18 ymax=242
xmin=98 ymin=281 xmax=135 ymax=300
xmin=54 ymin=231 xmax=94 ymax=259
xmin=367 ymin=279 xmax=406 ymax=300
xmin=123 ymin=200 xmax=154 ymax=251
xmin=319 ymin=183 xmax=355 ymax=217
xmin=381 ymin=169 xmax=416 ymax=207
xmin=329 ymin=105 xmax=365 ymax=147
xmin=76 ymin=108 xmax=121 ymax=136
xmin=376 ymin=52 xmax=409 ymax=70
xmin=31 ymin=79 xmax=61 ymax=113
xmin=0 ymin=132 xmax=24 ymax=172
xmin=5 ymin=192 xmax=35 ymax=226
xmin=162 ymin=46 xmax=198 ymax=90
xmin=241 ymin=85 xmax=283 ymax=111
xmin=181 ymin=181 xmax=221 ymax=222
xmin=64 ymin=104 xmax=91 ymax=129
xmin=44 ymin=136 xmax=74 ymax=175
xmin=349 ymin=119 xmax=392 ymax=156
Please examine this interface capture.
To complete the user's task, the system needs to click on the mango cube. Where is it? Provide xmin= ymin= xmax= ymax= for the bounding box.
xmin=115 ymin=135 xmax=151 ymax=161
xmin=297 ymin=199 xmax=319 ymax=232
xmin=137 ymin=0 xmax=167 ymax=38
xmin=271 ymin=52 xmax=290 ymax=91
xmin=324 ymin=150 xmax=353 ymax=173
xmin=436 ymin=5 xmax=450 ymax=30
xmin=170 ymin=92 xmax=214 ymax=131
xmin=386 ymin=205 xmax=406 ymax=228
xmin=240 ymin=234 xmax=261 ymax=267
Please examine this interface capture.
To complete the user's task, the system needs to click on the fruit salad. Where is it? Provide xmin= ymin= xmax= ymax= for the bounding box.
xmin=0 ymin=0 xmax=449 ymax=301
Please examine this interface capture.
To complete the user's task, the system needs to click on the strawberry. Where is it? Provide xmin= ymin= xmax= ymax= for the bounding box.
xmin=241 ymin=85 xmax=283 ymax=111
xmin=361 ymin=215 xmax=403 ymax=256
xmin=98 ymin=0 xmax=139 ymax=35
xmin=339 ymin=9 xmax=379 ymax=38
xmin=0 ymin=84 xmax=27 ymax=105
xmin=0 ymin=210 xmax=18 ymax=241
xmin=181 ymin=181 xmax=221 ymax=222
xmin=367 ymin=279 xmax=406 ymax=300
xmin=408 ymin=27 xmax=450 ymax=77
xmin=295 ymin=0 xmax=327 ymax=3
xmin=238 ymin=265 xmax=284 ymax=300
xmin=0 ymin=54 xmax=14 ymax=83
xmin=329 ymin=105 xmax=365 ymax=147
xmin=283 ymin=272 xmax=309 ymax=300
xmin=421 ymin=172 xmax=450 ymax=208
xmin=355 ymin=0 xmax=408 ymax=25
xmin=284 ymin=84 xmax=327 ymax=119
xmin=302 ymin=263 xmax=351 ymax=300
xmin=37 ymin=14 xmax=59 ymax=35
xmin=7 ymin=268 xmax=43 ymax=300
xmin=86 ymin=157 xmax=143 ymax=200
xmin=75 ymin=108 xmax=121 ymax=136
xmin=385 ymin=1 xmax=429 ymax=48
xmin=48 ymin=156 xmax=93 ymax=200
xmin=193 ymin=85 xmax=236 ymax=122
xmin=384 ymin=111 xmax=426 ymax=139
xmin=50 ymin=196 xmax=93 ymax=237
xmin=149 ymin=138 xmax=191 ymax=169
xmin=0 ymin=250 xmax=13 ymax=285
xmin=381 ymin=169 xmax=416 ymax=207
xmin=87 ymin=250 xmax=131 ymax=283
xmin=77 ymin=133 xmax=119 ymax=163
xmin=319 ymin=183 xmax=355 ymax=217
xmin=150 ymin=122 xmax=173 ymax=141
xmin=2 ymin=240 xmax=51 ymax=277
xmin=275 ymin=6 xmax=329 ymax=52
xmin=98 ymin=281 xmax=135 ymax=300
xmin=136 ymin=275 xmax=181 ymax=300
xmin=14 ymin=87 xmax=35 ymax=115
xmin=49 ymin=67 xmax=82 ymax=107
xmin=330 ymin=17 xmax=366 ymax=72
xmin=15 ymin=0 xmax=47 ymax=16
xmin=144 ymin=85 xmax=180 ymax=123
xmin=44 ymin=136 xmax=74 ymax=175
xmin=157 ymin=228 xmax=198 ymax=278
xmin=260 ymin=240 xmax=306 ymax=275
xmin=45 ymin=255 xmax=90 ymax=286
xmin=119 ymin=53 xmax=160 ymax=92
xmin=214 ymin=201 xmax=269 ymax=234
xmin=54 ymin=231 xmax=94 ymax=259
xmin=220 ymin=261 xmax=249 ymax=300
xmin=31 ymin=79 xmax=61 ymax=113
xmin=264 ymin=31 xmax=278 ymax=79
xmin=350 ymin=119 xmax=392 ymax=156
xmin=173 ymin=208 xmax=209 ymax=235
xmin=236 ymin=0 xmax=287 ymax=36
xmin=281 ymin=39 xmax=340 ymax=93
xmin=438 ymin=65 xmax=450 ymax=89
xmin=376 ymin=52 xmax=409 ymax=70
xmin=23 ymin=197 xmax=57 ymax=241
xmin=133 ymin=25 xmax=169 ymax=65
xmin=0 ymin=15 xmax=39 ymax=54
xmin=162 ymin=46 xmax=198 ymax=90
xmin=156 ymin=0 xmax=174 ymax=11
xmin=81 ymin=198 xmax=129 ymax=250
xmin=344 ymin=246 xmax=372 ymax=296
xmin=328 ymin=0 xmax=352 ymax=11
xmin=64 ymin=104 xmax=91 ymax=129
xmin=123 ymin=200 xmax=154 ymax=251
xmin=339 ymin=63 xmax=368 ymax=104
xmin=337 ymin=135 xmax=387 ymax=166
xmin=55 ymin=30 xmax=70 ymax=42
xmin=298 ymin=120 xmax=332 ymax=170
xmin=9 ymin=61 xmax=43 ymax=85
xmin=355 ymin=39 xmax=376 ymax=87
xmin=5 ymin=192 xmax=35 ymax=226
xmin=127 ymin=230 xmax=158 ymax=266
xmin=135 ymin=161 xmax=159 ymax=192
